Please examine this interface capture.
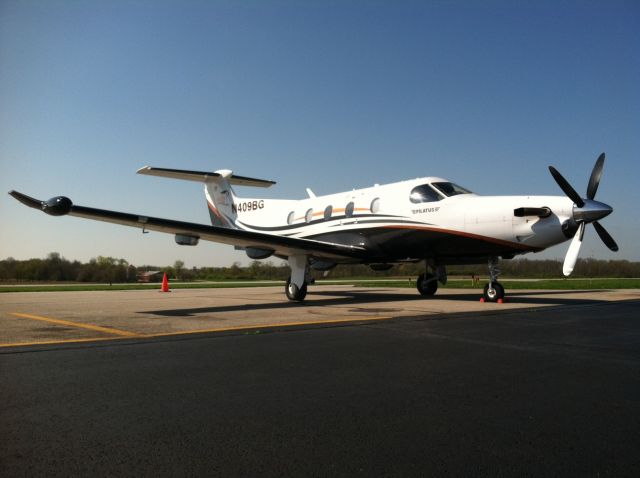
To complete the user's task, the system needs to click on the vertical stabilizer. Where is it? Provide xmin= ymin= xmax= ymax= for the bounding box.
xmin=137 ymin=166 xmax=275 ymax=229
xmin=204 ymin=170 xmax=238 ymax=228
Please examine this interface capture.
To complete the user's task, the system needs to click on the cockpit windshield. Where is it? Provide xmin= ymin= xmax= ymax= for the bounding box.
xmin=409 ymin=185 xmax=443 ymax=203
xmin=431 ymin=182 xmax=472 ymax=197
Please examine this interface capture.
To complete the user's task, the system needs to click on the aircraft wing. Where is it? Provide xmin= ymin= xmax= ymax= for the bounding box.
xmin=9 ymin=191 xmax=368 ymax=262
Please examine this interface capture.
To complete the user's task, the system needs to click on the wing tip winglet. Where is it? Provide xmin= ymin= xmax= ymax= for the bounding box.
xmin=9 ymin=190 xmax=43 ymax=209
xmin=9 ymin=191 xmax=73 ymax=216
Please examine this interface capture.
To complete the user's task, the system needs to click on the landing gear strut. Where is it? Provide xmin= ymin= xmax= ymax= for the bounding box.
xmin=483 ymin=256 xmax=505 ymax=302
xmin=417 ymin=263 xmax=447 ymax=296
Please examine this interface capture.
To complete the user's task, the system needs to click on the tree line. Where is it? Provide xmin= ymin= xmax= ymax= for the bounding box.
xmin=0 ymin=253 xmax=138 ymax=283
xmin=1 ymin=253 xmax=638 ymax=283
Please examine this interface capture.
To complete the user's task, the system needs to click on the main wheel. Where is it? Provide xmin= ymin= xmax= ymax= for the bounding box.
xmin=417 ymin=273 xmax=438 ymax=296
xmin=285 ymin=277 xmax=308 ymax=301
xmin=483 ymin=282 xmax=505 ymax=302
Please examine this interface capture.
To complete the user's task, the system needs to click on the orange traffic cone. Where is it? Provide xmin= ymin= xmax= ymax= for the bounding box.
xmin=160 ymin=272 xmax=170 ymax=292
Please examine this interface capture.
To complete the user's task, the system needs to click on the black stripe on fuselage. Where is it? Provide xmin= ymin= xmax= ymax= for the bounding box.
xmin=235 ymin=213 xmax=419 ymax=232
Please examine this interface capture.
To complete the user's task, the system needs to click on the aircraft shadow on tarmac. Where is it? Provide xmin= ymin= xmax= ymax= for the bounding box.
xmin=140 ymin=289 xmax=609 ymax=318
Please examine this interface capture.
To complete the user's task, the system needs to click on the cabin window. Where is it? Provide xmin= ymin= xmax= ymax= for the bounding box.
xmin=345 ymin=201 xmax=355 ymax=217
xmin=305 ymin=208 xmax=313 ymax=223
xmin=370 ymin=198 xmax=380 ymax=213
xmin=431 ymin=182 xmax=472 ymax=197
xmin=324 ymin=205 xmax=333 ymax=220
xmin=409 ymin=185 xmax=442 ymax=203
xmin=287 ymin=211 xmax=295 ymax=225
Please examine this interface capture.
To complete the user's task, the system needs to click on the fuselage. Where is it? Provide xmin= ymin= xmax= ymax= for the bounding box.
xmin=227 ymin=177 xmax=574 ymax=265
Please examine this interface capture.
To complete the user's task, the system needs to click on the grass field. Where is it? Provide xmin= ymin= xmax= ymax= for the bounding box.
xmin=1 ymin=277 xmax=639 ymax=293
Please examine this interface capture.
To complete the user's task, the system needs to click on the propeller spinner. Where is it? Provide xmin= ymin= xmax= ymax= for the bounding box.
xmin=548 ymin=153 xmax=618 ymax=276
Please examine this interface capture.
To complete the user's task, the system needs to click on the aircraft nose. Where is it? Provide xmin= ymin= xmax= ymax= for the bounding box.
xmin=573 ymin=199 xmax=613 ymax=223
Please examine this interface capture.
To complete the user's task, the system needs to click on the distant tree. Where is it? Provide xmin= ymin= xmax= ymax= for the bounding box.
xmin=47 ymin=252 xmax=61 ymax=262
xmin=163 ymin=266 xmax=175 ymax=279
xmin=0 ymin=257 xmax=17 ymax=280
xmin=173 ymin=260 xmax=185 ymax=280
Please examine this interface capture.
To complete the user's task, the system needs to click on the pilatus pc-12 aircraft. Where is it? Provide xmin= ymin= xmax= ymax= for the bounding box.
xmin=10 ymin=153 xmax=617 ymax=302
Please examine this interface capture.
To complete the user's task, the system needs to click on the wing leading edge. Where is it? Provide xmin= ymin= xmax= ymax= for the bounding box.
xmin=8 ymin=191 xmax=367 ymax=262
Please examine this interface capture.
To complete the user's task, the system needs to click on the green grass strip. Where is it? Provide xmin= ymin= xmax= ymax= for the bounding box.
xmin=1 ymin=277 xmax=639 ymax=293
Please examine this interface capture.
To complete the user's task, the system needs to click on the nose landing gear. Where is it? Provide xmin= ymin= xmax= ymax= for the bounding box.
xmin=482 ymin=257 xmax=505 ymax=302
xmin=483 ymin=282 xmax=505 ymax=302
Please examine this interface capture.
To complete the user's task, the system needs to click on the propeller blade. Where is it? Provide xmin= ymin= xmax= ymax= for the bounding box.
xmin=563 ymin=222 xmax=585 ymax=276
xmin=587 ymin=153 xmax=605 ymax=200
xmin=549 ymin=166 xmax=585 ymax=207
xmin=593 ymin=221 xmax=619 ymax=251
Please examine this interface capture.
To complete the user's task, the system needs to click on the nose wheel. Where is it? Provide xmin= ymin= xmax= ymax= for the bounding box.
xmin=483 ymin=282 xmax=505 ymax=302
xmin=482 ymin=257 xmax=505 ymax=302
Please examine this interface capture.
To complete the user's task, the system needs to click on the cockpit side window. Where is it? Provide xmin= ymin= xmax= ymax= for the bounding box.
xmin=409 ymin=185 xmax=443 ymax=203
xmin=431 ymin=182 xmax=472 ymax=197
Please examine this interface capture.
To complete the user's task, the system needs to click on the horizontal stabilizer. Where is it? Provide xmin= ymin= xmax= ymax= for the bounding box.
xmin=137 ymin=166 xmax=276 ymax=188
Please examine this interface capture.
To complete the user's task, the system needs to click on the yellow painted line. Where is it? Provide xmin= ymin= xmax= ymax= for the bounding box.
xmin=146 ymin=315 xmax=394 ymax=338
xmin=10 ymin=312 xmax=139 ymax=337
xmin=0 ymin=337 xmax=127 ymax=348
xmin=0 ymin=314 xmax=393 ymax=348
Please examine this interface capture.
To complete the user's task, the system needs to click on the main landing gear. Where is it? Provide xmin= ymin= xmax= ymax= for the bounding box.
xmin=482 ymin=256 xmax=505 ymax=303
xmin=417 ymin=273 xmax=438 ymax=295
xmin=285 ymin=254 xmax=311 ymax=302
xmin=417 ymin=263 xmax=447 ymax=296
xmin=285 ymin=276 xmax=308 ymax=301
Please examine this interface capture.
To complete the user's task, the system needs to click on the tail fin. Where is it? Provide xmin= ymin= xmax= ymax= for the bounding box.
xmin=137 ymin=166 xmax=275 ymax=228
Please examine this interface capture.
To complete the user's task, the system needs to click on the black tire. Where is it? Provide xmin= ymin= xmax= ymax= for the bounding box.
xmin=285 ymin=277 xmax=308 ymax=301
xmin=417 ymin=273 xmax=438 ymax=296
xmin=483 ymin=282 xmax=505 ymax=302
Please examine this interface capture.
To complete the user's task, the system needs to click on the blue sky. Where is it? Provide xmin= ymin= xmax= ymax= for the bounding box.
xmin=1 ymin=0 xmax=638 ymax=267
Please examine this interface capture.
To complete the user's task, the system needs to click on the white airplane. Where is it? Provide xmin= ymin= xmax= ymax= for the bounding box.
xmin=9 ymin=153 xmax=617 ymax=302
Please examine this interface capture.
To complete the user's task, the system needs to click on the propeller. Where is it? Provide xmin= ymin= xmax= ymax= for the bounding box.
xmin=549 ymin=153 xmax=618 ymax=276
